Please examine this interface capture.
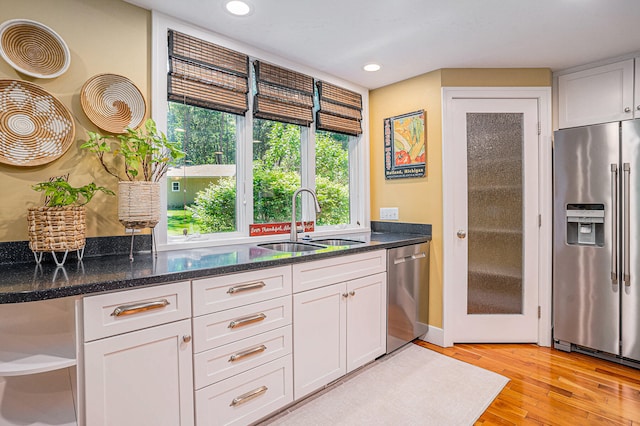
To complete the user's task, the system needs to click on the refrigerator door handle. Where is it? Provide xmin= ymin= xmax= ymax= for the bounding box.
xmin=624 ymin=163 xmax=631 ymax=286
xmin=611 ymin=163 xmax=618 ymax=284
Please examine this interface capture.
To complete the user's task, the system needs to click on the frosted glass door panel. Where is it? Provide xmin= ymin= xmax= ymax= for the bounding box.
xmin=466 ymin=113 xmax=523 ymax=314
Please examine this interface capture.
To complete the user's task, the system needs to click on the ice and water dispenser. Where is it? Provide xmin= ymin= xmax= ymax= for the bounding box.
xmin=565 ymin=204 xmax=604 ymax=246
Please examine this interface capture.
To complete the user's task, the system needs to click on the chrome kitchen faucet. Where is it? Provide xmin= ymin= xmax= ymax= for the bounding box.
xmin=290 ymin=188 xmax=321 ymax=242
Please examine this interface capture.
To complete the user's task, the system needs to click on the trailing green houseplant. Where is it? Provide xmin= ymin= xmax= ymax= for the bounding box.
xmin=80 ymin=118 xmax=185 ymax=182
xmin=32 ymin=176 xmax=114 ymax=207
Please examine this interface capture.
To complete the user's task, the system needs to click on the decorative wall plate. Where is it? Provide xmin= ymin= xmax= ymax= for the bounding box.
xmin=0 ymin=79 xmax=75 ymax=166
xmin=81 ymin=73 xmax=146 ymax=134
xmin=0 ymin=19 xmax=71 ymax=79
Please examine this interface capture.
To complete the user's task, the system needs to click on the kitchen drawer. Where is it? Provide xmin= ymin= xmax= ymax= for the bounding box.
xmin=195 ymin=355 xmax=293 ymax=426
xmin=83 ymin=281 xmax=191 ymax=342
xmin=194 ymin=325 xmax=292 ymax=390
xmin=192 ymin=266 xmax=292 ymax=317
xmin=292 ymin=249 xmax=386 ymax=293
xmin=193 ymin=296 xmax=291 ymax=353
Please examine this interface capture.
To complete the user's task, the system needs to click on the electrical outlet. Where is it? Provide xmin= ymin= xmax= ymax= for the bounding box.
xmin=380 ymin=207 xmax=399 ymax=220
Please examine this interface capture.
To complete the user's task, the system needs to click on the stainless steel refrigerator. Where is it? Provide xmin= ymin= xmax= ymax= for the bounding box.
xmin=553 ymin=119 xmax=640 ymax=365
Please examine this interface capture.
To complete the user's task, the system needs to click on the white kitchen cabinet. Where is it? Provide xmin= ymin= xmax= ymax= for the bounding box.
xmin=0 ymin=298 xmax=78 ymax=426
xmin=84 ymin=319 xmax=194 ymax=426
xmin=558 ymin=58 xmax=637 ymax=128
xmin=293 ymin=271 xmax=387 ymax=400
xmin=293 ymin=282 xmax=346 ymax=399
xmin=192 ymin=267 xmax=293 ymax=425
xmin=345 ymin=273 xmax=387 ymax=372
xmin=82 ymin=281 xmax=193 ymax=426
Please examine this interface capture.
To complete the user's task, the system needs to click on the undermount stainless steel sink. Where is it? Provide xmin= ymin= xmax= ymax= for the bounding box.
xmin=257 ymin=242 xmax=326 ymax=252
xmin=310 ymin=238 xmax=365 ymax=246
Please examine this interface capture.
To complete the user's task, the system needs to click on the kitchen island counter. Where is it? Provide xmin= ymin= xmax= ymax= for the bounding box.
xmin=0 ymin=230 xmax=430 ymax=304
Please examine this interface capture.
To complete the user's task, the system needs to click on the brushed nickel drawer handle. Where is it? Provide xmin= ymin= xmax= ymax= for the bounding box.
xmin=230 ymin=386 xmax=268 ymax=407
xmin=228 ymin=313 xmax=266 ymax=329
xmin=229 ymin=344 xmax=267 ymax=362
xmin=227 ymin=281 xmax=266 ymax=294
xmin=110 ymin=299 xmax=170 ymax=317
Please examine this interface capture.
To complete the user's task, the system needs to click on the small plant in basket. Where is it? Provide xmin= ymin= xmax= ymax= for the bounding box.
xmin=80 ymin=118 xmax=185 ymax=233
xmin=28 ymin=175 xmax=114 ymax=265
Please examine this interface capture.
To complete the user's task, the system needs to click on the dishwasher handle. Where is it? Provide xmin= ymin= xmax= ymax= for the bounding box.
xmin=393 ymin=252 xmax=427 ymax=264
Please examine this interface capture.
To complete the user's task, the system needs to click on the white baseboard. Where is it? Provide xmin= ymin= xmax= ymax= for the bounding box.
xmin=417 ymin=325 xmax=445 ymax=347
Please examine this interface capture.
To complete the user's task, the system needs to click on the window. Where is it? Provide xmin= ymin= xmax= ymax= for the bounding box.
xmin=153 ymin=16 xmax=368 ymax=248
xmin=167 ymin=104 xmax=238 ymax=237
xmin=253 ymin=118 xmax=301 ymax=224
xmin=315 ymin=130 xmax=351 ymax=226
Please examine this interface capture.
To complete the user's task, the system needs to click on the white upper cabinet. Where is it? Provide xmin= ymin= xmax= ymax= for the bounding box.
xmin=558 ymin=59 xmax=636 ymax=129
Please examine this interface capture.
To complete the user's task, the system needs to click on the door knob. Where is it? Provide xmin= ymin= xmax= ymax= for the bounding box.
xmin=625 ymin=107 xmax=631 ymax=113
xmin=457 ymin=230 xmax=466 ymax=239
xmin=182 ymin=335 xmax=192 ymax=343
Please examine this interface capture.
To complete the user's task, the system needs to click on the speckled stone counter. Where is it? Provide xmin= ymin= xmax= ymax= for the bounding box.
xmin=0 ymin=228 xmax=430 ymax=304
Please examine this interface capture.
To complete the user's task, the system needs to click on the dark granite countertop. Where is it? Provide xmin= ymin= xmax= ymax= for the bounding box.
xmin=0 ymin=227 xmax=430 ymax=304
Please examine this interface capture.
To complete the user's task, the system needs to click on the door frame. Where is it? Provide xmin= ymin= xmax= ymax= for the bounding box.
xmin=441 ymin=87 xmax=552 ymax=347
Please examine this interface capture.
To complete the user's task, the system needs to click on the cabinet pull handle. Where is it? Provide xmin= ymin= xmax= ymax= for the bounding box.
xmin=228 ymin=313 xmax=266 ymax=329
xmin=230 ymin=385 xmax=268 ymax=407
xmin=342 ymin=293 xmax=349 ymax=298
xmin=349 ymin=291 xmax=356 ymax=296
xmin=227 ymin=281 xmax=266 ymax=294
xmin=110 ymin=299 xmax=170 ymax=317
xmin=229 ymin=344 xmax=267 ymax=362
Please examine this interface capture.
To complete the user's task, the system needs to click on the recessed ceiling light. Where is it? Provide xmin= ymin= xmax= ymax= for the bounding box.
xmin=363 ymin=63 xmax=381 ymax=72
xmin=225 ymin=0 xmax=252 ymax=16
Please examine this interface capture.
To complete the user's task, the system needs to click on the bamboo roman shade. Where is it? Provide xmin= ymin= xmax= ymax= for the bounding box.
xmin=316 ymin=81 xmax=363 ymax=136
xmin=168 ymin=30 xmax=249 ymax=115
xmin=253 ymin=60 xmax=314 ymax=126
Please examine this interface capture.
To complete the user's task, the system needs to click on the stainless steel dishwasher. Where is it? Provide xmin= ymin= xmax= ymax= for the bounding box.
xmin=387 ymin=242 xmax=430 ymax=353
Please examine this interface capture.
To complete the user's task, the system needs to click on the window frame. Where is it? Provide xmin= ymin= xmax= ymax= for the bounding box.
xmin=151 ymin=12 xmax=370 ymax=250
xmin=171 ymin=181 xmax=180 ymax=192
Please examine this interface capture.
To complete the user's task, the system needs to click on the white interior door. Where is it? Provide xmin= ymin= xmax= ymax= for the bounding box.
xmin=448 ymin=97 xmax=540 ymax=342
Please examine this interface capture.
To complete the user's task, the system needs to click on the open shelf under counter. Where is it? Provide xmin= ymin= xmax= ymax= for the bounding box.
xmin=0 ymin=298 xmax=76 ymax=376
xmin=0 ymin=369 xmax=77 ymax=426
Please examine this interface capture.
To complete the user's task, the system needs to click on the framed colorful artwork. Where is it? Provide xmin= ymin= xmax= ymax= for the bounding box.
xmin=384 ymin=110 xmax=426 ymax=179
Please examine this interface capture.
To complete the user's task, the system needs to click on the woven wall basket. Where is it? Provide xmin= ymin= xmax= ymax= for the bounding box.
xmin=0 ymin=79 xmax=75 ymax=166
xmin=0 ymin=19 xmax=71 ymax=79
xmin=27 ymin=206 xmax=86 ymax=252
xmin=118 ymin=181 xmax=160 ymax=229
xmin=81 ymin=73 xmax=146 ymax=134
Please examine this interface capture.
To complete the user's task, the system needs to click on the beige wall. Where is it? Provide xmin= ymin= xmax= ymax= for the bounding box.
xmin=369 ymin=68 xmax=551 ymax=329
xmin=0 ymin=0 xmax=149 ymax=242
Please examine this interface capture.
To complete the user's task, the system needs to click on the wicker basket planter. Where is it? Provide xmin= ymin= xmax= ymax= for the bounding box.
xmin=27 ymin=206 xmax=86 ymax=265
xmin=118 ymin=181 xmax=160 ymax=229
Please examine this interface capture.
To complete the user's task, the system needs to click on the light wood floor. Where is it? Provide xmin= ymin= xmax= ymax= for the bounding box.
xmin=414 ymin=341 xmax=640 ymax=425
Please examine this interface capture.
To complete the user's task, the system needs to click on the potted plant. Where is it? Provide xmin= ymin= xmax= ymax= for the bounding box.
xmin=80 ymin=118 xmax=185 ymax=229
xmin=28 ymin=175 xmax=114 ymax=265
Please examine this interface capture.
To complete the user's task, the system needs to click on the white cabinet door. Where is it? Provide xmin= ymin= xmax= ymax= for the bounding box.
xmin=635 ymin=58 xmax=640 ymax=118
xmin=84 ymin=319 xmax=194 ymax=426
xmin=346 ymin=273 xmax=387 ymax=373
xmin=293 ymin=283 xmax=346 ymax=400
xmin=558 ymin=59 xmax=634 ymax=128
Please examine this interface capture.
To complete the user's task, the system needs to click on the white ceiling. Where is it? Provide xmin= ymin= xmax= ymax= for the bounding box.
xmin=124 ymin=0 xmax=640 ymax=89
